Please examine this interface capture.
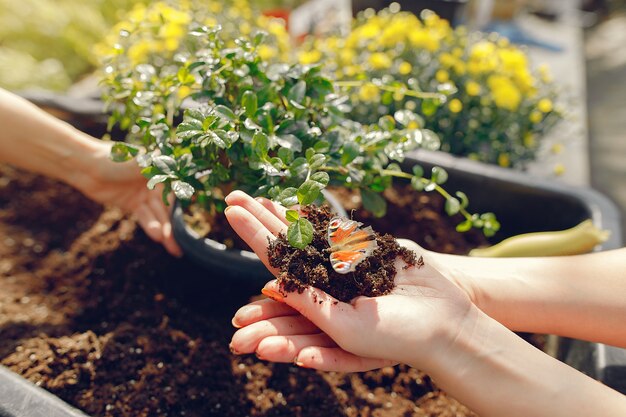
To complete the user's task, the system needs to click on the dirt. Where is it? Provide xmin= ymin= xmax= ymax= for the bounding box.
xmin=0 ymin=164 xmax=479 ymax=417
xmin=268 ymin=205 xmax=417 ymax=302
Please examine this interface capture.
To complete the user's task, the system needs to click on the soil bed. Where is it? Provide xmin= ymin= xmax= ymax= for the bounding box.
xmin=0 ymin=164 xmax=481 ymax=417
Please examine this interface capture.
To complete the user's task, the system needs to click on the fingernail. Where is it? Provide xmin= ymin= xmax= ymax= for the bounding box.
xmin=261 ymin=288 xmax=284 ymax=302
xmin=224 ymin=206 xmax=232 ymax=214
xmin=255 ymin=352 xmax=266 ymax=361
xmin=294 ymin=359 xmax=307 ymax=368
xmin=229 ymin=343 xmax=240 ymax=355
xmin=231 ymin=317 xmax=242 ymax=329
xmin=255 ymin=197 xmax=265 ymax=203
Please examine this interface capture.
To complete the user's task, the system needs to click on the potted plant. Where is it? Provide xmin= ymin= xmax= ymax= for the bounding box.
xmin=99 ymin=1 xmax=497 ymax=279
xmin=298 ymin=6 xmax=564 ymax=169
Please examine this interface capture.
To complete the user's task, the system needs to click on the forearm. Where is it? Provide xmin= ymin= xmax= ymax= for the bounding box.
xmin=425 ymin=307 xmax=626 ymax=417
xmin=430 ymin=249 xmax=626 ymax=347
xmin=0 ymin=88 xmax=109 ymax=189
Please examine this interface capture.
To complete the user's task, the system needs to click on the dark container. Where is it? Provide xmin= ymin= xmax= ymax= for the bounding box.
xmin=352 ymin=0 xmax=468 ymax=25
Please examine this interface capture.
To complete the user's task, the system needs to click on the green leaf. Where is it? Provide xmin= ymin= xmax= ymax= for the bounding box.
xmin=242 ymin=90 xmax=257 ymax=118
xmin=456 ymin=191 xmax=469 ymax=209
xmin=277 ymin=187 xmax=298 ymax=207
xmin=445 ymin=197 xmax=461 ymax=216
xmin=285 ymin=209 xmax=299 ymax=223
xmin=288 ymin=80 xmax=306 ymax=104
xmin=378 ymin=115 xmax=396 ymax=131
xmin=310 ymin=171 xmax=330 ymax=186
xmin=456 ymin=219 xmax=473 ymax=232
xmin=215 ymin=105 xmax=236 ymax=122
xmin=287 ymin=218 xmax=314 ymax=249
xmin=172 ymin=180 xmax=194 ymax=200
xmin=147 ymin=174 xmax=170 ymax=190
xmin=297 ymin=180 xmax=324 ymax=205
xmin=360 ymin=188 xmax=386 ymax=217
xmin=308 ymin=153 xmax=326 ymax=170
xmin=153 ymin=155 xmax=177 ymax=174
xmin=110 ymin=142 xmax=139 ymax=162
xmin=421 ymin=98 xmax=439 ymax=116
xmin=278 ymin=147 xmax=293 ymax=164
xmin=341 ymin=141 xmax=360 ymax=165
xmin=275 ymin=134 xmax=302 ymax=152
xmin=252 ymin=131 xmax=269 ymax=157
xmin=411 ymin=165 xmax=424 ymax=178
xmin=431 ymin=166 xmax=448 ymax=185
xmin=411 ymin=176 xmax=426 ymax=191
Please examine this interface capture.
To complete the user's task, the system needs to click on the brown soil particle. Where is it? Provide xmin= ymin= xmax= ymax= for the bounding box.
xmin=0 ymin=164 xmax=477 ymax=417
xmin=268 ymin=205 xmax=416 ymax=302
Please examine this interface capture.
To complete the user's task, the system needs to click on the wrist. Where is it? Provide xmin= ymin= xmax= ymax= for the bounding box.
xmin=59 ymin=131 xmax=111 ymax=193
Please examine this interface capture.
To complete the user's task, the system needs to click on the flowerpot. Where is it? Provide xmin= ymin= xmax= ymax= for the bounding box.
xmin=171 ymin=190 xmax=347 ymax=284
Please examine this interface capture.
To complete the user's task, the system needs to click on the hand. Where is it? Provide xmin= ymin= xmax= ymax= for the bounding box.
xmin=224 ymin=190 xmax=479 ymax=373
xmin=73 ymin=141 xmax=182 ymax=257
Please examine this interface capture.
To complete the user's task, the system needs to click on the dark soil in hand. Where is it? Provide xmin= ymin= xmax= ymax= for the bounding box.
xmin=268 ymin=206 xmax=417 ymax=302
xmin=0 ymin=164 xmax=480 ymax=417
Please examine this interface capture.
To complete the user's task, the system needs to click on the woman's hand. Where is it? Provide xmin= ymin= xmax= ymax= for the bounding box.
xmin=72 ymin=141 xmax=182 ymax=258
xmin=224 ymin=190 xmax=479 ymax=373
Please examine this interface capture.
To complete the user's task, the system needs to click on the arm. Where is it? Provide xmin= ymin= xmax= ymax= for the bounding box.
xmin=224 ymin=192 xmax=626 ymax=417
xmin=430 ymin=249 xmax=626 ymax=347
xmin=0 ymin=88 xmax=181 ymax=256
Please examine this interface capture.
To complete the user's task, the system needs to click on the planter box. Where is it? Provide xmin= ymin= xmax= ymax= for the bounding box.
xmin=352 ymin=0 xmax=468 ymax=24
xmin=3 ymin=94 xmax=623 ymax=415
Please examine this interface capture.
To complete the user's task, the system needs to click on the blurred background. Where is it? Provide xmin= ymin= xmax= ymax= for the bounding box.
xmin=0 ymin=0 xmax=624 ymax=240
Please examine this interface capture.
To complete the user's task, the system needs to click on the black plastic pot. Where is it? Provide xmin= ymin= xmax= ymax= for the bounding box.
xmin=171 ymin=190 xmax=347 ymax=284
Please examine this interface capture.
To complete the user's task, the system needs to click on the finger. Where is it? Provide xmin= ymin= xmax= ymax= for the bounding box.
xmin=262 ymin=280 xmax=353 ymax=340
xmin=230 ymin=315 xmax=319 ymax=354
xmin=147 ymin=196 xmax=183 ymax=257
xmin=295 ymin=346 xmax=396 ymax=372
xmin=135 ymin=206 xmax=164 ymax=243
xmin=224 ymin=205 xmax=276 ymax=272
xmin=225 ymin=191 xmax=287 ymax=236
xmin=396 ymin=238 xmax=423 ymax=254
xmin=253 ymin=197 xmax=290 ymax=226
xmin=256 ymin=333 xmax=336 ymax=362
xmin=232 ymin=298 xmax=299 ymax=328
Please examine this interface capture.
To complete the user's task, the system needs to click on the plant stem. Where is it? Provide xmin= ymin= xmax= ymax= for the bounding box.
xmin=335 ymin=81 xmax=444 ymax=100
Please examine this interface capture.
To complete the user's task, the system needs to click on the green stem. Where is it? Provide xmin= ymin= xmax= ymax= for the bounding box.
xmin=380 ymin=169 xmax=473 ymax=221
xmin=336 ymin=81 xmax=443 ymax=100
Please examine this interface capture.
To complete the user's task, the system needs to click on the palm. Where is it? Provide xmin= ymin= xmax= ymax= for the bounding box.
xmin=225 ymin=191 xmax=472 ymax=372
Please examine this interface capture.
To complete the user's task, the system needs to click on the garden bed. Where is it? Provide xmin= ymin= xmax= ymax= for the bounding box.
xmin=0 ymin=164 xmax=479 ymax=416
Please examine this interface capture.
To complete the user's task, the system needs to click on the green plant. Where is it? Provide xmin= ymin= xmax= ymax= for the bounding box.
xmin=101 ymin=2 xmax=499 ymax=248
xmin=298 ymin=7 xmax=564 ymax=168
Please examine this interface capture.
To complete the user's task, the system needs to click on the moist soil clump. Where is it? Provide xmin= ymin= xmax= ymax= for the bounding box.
xmin=268 ymin=206 xmax=416 ymax=302
xmin=0 ymin=164 xmax=481 ymax=417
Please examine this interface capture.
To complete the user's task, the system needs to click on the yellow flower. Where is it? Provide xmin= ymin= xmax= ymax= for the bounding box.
xmin=439 ymin=52 xmax=455 ymax=68
xmin=257 ymin=45 xmax=277 ymax=61
xmin=498 ymin=153 xmax=511 ymax=167
xmin=368 ymin=52 xmax=392 ymax=70
xmin=466 ymin=81 xmax=481 ymax=96
xmin=359 ymin=83 xmax=380 ymax=102
xmin=398 ymin=61 xmax=412 ymax=75
xmin=529 ymin=110 xmax=543 ymax=124
xmin=340 ymin=48 xmax=356 ymax=64
xmin=177 ymin=85 xmax=192 ymax=101
xmin=538 ymin=64 xmax=553 ymax=83
xmin=538 ymin=98 xmax=553 ymax=113
xmin=553 ymin=163 xmax=566 ymax=176
xmin=343 ymin=65 xmax=359 ymax=77
xmin=449 ymin=98 xmax=463 ymax=113
xmin=298 ymin=50 xmax=322 ymax=65
xmin=523 ymin=133 xmax=535 ymax=148
xmin=488 ymin=75 xmax=521 ymax=111
xmin=551 ymin=143 xmax=564 ymax=154
xmin=435 ymin=69 xmax=449 ymax=83
xmin=407 ymin=120 xmax=420 ymax=129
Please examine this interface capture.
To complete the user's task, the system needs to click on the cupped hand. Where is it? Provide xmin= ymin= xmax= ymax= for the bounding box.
xmin=224 ymin=190 xmax=477 ymax=373
xmin=77 ymin=142 xmax=182 ymax=257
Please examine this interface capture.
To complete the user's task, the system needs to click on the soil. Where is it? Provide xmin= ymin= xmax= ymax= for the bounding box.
xmin=268 ymin=205 xmax=417 ymax=302
xmin=0 ymin=164 xmax=481 ymax=417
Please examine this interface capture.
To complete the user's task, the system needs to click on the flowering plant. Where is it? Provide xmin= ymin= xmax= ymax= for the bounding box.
xmin=298 ymin=7 xmax=563 ymax=168
xmin=100 ymin=1 xmax=500 ymax=247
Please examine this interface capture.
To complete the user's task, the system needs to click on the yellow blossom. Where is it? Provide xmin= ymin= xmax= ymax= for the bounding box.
xmin=466 ymin=81 xmax=481 ymax=96
xmin=398 ymin=61 xmax=412 ymax=75
xmin=177 ymin=85 xmax=192 ymax=101
xmin=257 ymin=45 xmax=277 ymax=61
xmin=529 ymin=110 xmax=543 ymax=124
xmin=449 ymin=98 xmax=463 ymax=113
xmin=551 ymin=143 xmax=564 ymax=154
xmin=523 ymin=133 xmax=535 ymax=148
xmin=488 ymin=75 xmax=521 ymax=111
xmin=538 ymin=98 xmax=553 ymax=113
xmin=436 ymin=69 xmax=449 ymax=83
xmin=369 ymin=52 xmax=392 ymax=70
xmin=498 ymin=153 xmax=511 ymax=167
xmin=298 ymin=50 xmax=322 ymax=65
xmin=553 ymin=163 xmax=566 ymax=176
xmin=359 ymin=83 xmax=380 ymax=102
